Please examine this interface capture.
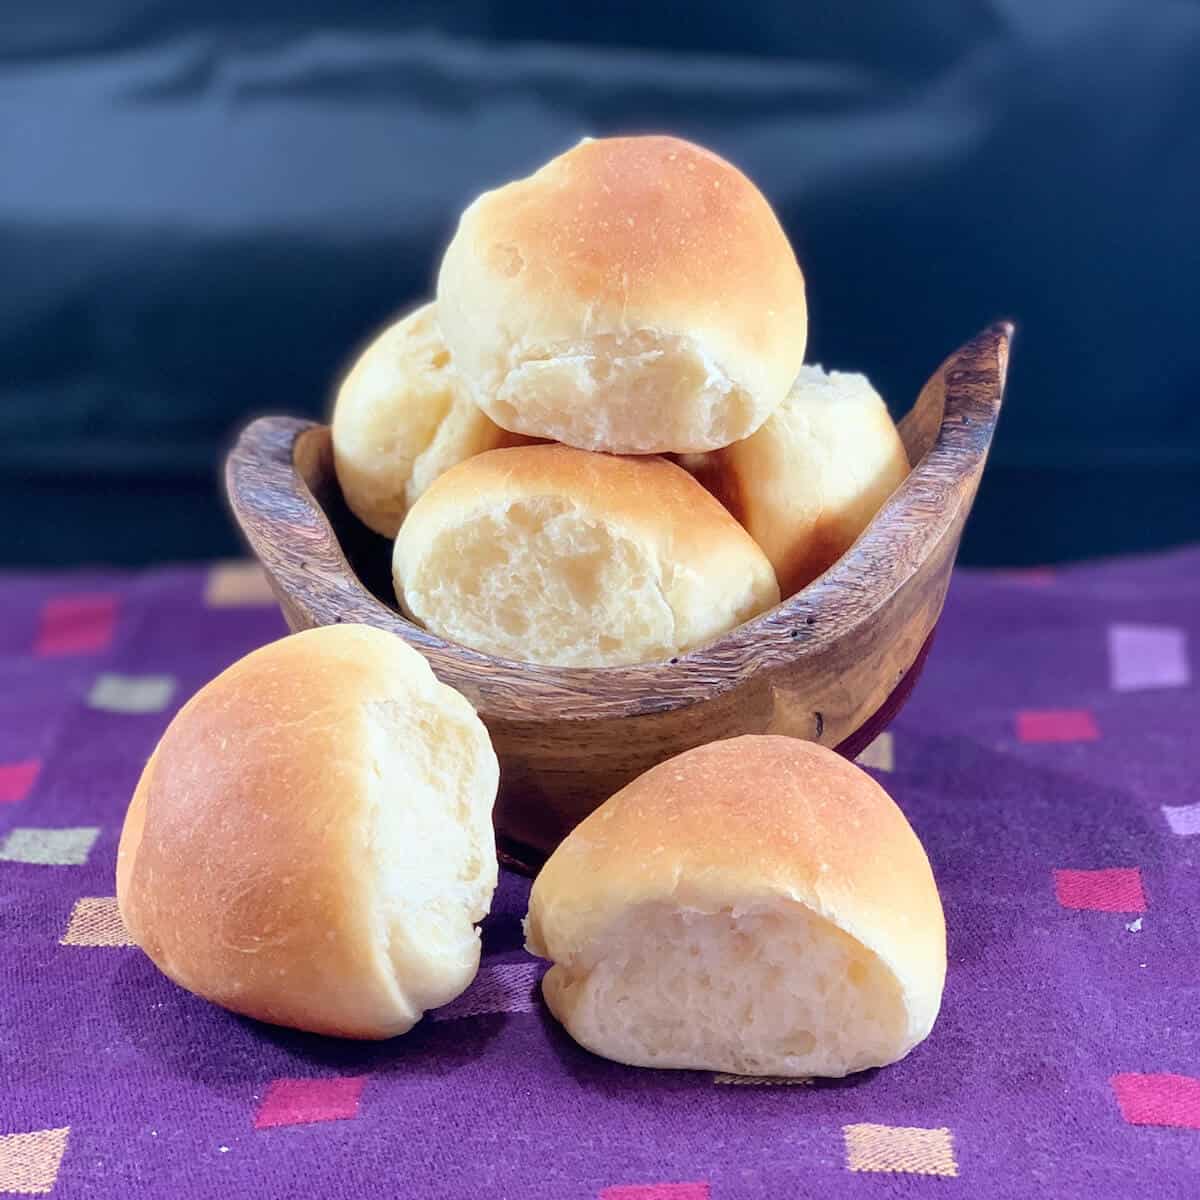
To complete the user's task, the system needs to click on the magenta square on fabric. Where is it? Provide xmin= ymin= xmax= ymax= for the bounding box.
xmin=1017 ymin=709 xmax=1100 ymax=743
xmin=34 ymin=595 xmax=117 ymax=655
xmin=601 ymin=1185 xmax=711 ymax=1200
xmin=253 ymin=1076 xmax=368 ymax=1129
xmin=0 ymin=759 xmax=40 ymax=803
xmin=1111 ymin=1074 xmax=1200 ymax=1129
xmin=1054 ymin=867 xmax=1146 ymax=913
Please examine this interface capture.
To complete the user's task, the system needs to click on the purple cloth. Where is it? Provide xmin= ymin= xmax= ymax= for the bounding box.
xmin=1 ymin=551 xmax=1198 ymax=1198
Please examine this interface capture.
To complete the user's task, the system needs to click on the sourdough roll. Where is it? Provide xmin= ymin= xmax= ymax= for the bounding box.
xmin=392 ymin=444 xmax=780 ymax=667
xmin=526 ymin=736 xmax=945 ymax=1078
xmin=437 ymin=135 xmax=808 ymax=454
xmin=678 ymin=366 xmax=910 ymax=596
xmin=116 ymin=625 xmax=499 ymax=1039
xmin=332 ymin=302 xmax=528 ymax=538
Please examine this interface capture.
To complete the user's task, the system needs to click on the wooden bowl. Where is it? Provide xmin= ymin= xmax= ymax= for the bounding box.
xmin=226 ymin=322 xmax=1011 ymax=870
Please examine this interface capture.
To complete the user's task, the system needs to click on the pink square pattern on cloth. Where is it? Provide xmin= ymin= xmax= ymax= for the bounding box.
xmin=34 ymin=595 xmax=117 ymax=656
xmin=1110 ymin=1074 xmax=1200 ymax=1129
xmin=1053 ymin=867 xmax=1146 ymax=913
xmin=600 ymin=1185 xmax=710 ymax=1200
xmin=1017 ymin=709 xmax=1100 ymax=743
xmin=253 ymin=1076 xmax=369 ymax=1129
xmin=0 ymin=760 xmax=40 ymax=803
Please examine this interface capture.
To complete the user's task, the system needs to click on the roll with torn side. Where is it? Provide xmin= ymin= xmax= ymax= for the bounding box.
xmin=116 ymin=624 xmax=499 ymax=1039
xmin=392 ymin=444 xmax=781 ymax=667
xmin=676 ymin=366 xmax=910 ymax=597
xmin=332 ymin=302 xmax=530 ymax=538
xmin=525 ymin=735 xmax=946 ymax=1077
xmin=437 ymin=135 xmax=808 ymax=454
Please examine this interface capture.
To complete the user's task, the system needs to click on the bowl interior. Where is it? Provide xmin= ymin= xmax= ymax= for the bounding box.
xmin=227 ymin=323 xmax=1011 ymax=725
xmin=296 ymin=444 xmax=397 ymax=610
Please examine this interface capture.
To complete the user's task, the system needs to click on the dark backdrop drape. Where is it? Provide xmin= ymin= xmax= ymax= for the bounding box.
xmin=3 ymin=1 xmax=1198 ymax=565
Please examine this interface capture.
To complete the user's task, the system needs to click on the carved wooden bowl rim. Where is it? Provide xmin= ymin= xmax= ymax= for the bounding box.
xmin=225 ymin=323 xmax=1011 ymax=723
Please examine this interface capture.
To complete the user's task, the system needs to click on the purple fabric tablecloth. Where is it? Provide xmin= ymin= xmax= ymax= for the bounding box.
xmin=2 ymin=551 xmax=1198 ymax=1198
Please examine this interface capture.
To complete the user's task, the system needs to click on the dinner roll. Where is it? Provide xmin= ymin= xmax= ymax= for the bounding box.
xmin=526 ymin=735 xmax=945 ymax=1078
xmin=332 ymin=302 xmax=528 ymax=538
xmin=678 ymin=366 xmax=910 ymax=597
xmin=116 ymin=625 xmax=499 ymax=1039
xmin=437 ymin=135 xmax=808 ymax=454
xmin=393 ymin=444 xmax=780 ymax=667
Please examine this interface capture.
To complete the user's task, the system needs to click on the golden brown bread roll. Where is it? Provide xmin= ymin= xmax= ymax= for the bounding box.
xmin=437 ymin=135 xmax=808 ymax=454
xmin=392 ymin=444 xmax=780 ymax=667
xmin=526 ymin=735 xmax=945 ymax=1078
xmin=116 ymin=625 xmax=499 ymax=1039
xmin=331 ymin=302 xmax=529 ymax=538
xmin=677 ymin=366 xmax=910 ymax=596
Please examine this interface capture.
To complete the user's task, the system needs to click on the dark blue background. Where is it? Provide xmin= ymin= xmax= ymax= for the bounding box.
xmin=3 ymin=1 xmax=1198 ymax=565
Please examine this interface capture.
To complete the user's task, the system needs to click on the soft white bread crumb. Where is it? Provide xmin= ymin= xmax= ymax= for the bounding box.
xmin=436 ymin=136 xmax=808 ymax=454
xmin=525 ymin=735 xmax=945 ymax=1077
xmin=331 ymin=302 xmax=528 ymax=538
xmin=392 ymin=444 xmax=781 ymax=667
xmin=677 ymin=366 xmax=910 ymax=597
xmin=117 ymin=625 xmax=499 ymax=1039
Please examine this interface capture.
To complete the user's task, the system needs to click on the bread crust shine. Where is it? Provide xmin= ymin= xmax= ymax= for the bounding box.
xmin=437 ymin=136 xmax=808 ymax=454
xmin=117 ymin=625 xmax=499 ymax=1039
xmin=526 ymin=736 xmax=945 ymax=1076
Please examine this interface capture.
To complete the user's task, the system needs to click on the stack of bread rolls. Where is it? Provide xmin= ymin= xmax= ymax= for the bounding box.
xmin=333 ymin=135 xmax=910 ymax=667
xmin=118 ymin=134 xmax=944 ymax=1081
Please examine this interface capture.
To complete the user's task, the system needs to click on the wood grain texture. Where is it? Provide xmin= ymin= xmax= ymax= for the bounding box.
xmin=225 ymin=323 xmax=1012 ymax=859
